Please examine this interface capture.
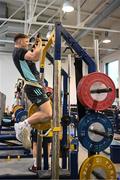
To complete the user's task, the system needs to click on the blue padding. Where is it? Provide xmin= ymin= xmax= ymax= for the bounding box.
xmin=0 ymin=134 xmax=16 ymax=140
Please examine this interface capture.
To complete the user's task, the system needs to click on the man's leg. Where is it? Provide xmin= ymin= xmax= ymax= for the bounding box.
xmin=14 ymin=100 xmax=52 ymax=149
xmin=27 ymin=100 xmax=52 ymax=125
xmin=28 ymin=129 xmax=37 ymax=173
xmin=14 ymin=86 xmax=52 ymax=149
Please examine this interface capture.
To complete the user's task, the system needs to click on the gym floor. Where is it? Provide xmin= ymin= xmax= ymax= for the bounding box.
xmin=0 ymin=140 xmax=120 ymax=178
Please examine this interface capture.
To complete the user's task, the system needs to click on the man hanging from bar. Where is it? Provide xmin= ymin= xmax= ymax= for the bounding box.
xmin=12 ymin=33 xmax=52 ymax=149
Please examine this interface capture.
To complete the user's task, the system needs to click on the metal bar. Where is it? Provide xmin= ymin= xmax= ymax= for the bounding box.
xmin=52 ymin=22 xmax=61 ymax=180
xmin=81 ymin=0 xmax=110 ymax=27
xmin=68 ymin=54 xmax=71 ymax=116
xmin=0 ymin=39 xmax=118 ymax=53
xmin=77 ymin=0 xmax=81 ymax=26
xmin=75 ymin=0 xmax=120 ymax=40
xmin=89 ymin=129 xmax=113 ymax=138
xmin=37 ymin=131 xmax=42 ymax=170
xmin=61 ymin=25 xmax=96 ymax=73
xmin=0 ymin=4 xmax=24 ymax=30
xmin=60 ymin=0 xmax=63 ymax=22
xmin=24 ymin=0 xmax=28 ymax=34
xmin=72 ymin=0 xmax=110 ymax=37
xmin=0 ymin=17 xmax=120 ymax=34
xmin=90 ymin=87 xmax=112 ymax=93
xmin=27 ymin=0 xmax=38 ymax=34
xmin=94 ymin=39 xmax=99 ymax=71
xmin=62 ymin=74 xmax=68 ymax=169
xmin=34 ymin=0 xmax=56 ymax=20
xmin=40 ymin=31 xmax=54 ymax=82
xmin=30 ymin=10 xmax=59 ymax=38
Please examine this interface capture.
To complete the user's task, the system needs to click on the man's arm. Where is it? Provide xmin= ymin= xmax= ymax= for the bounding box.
xmin=25 ymin=39 xmax=42 ymax=62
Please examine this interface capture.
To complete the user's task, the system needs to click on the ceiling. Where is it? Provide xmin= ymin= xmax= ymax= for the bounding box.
xmin=0 ymin=0 xmax=120 ymax=59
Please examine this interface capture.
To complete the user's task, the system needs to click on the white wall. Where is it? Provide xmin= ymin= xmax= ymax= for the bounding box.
xmin=0 ymin=53 xmax=78 ymax=109
xmin=3 ymin=49 xmax=120 ymax=109
xmin=40 ymin=57 xmax=77 ymax=105
xmin=0 ymin=52 xmax=21 ymax=110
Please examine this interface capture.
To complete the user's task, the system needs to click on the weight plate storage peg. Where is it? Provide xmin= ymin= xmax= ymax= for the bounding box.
xmin=77 ymin=112 xmax=113 ymax=152
xmin=79 ymin=155 xmax=116 ymax=180
xmin=77 ymin=72 xmax=116 ymax=111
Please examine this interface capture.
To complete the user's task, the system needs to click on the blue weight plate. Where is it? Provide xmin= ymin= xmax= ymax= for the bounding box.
xmin=15 ymin=108 xmax=24 ymax=117
xmin=16 ymin=110 xmax=28 ymax=123
xmin=77 ymin=112 xmax=113 ymax=152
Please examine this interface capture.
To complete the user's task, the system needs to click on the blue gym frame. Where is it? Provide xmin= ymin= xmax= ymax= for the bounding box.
xmin=54 ymin=22 xmax=97 ymax=179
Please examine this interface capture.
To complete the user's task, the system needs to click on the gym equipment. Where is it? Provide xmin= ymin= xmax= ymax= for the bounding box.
xmin=13 ymin=104 xmax=27 ymax=123
xmin=28 ymin=103 xmax=51 ymax=130
xmin=110 ymin=143 xmax=120 ymax=163
xmin=16 ymin=110 xmax=27 ymax=123
xmin=13 ymin=105 xmax=23 ymax=114
xmin=79 ymin=155 xmax=116 ymax=180
xmin=14 ymin=107 xmax=24 ymax=117
xmin=77 ymin=72 xmax=116 ymax=111
xmin=2 ymin=117 xmax=13 ymax=127
xmin=77 ymin=112 xmax=113 ymax=152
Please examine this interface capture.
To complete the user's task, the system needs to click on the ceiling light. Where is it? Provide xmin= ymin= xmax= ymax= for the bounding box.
xmin=46 ymin=31 xmax=51 ymax=39
xmin=102 ymin=32 xmax=111 ymax=44
xmin=102 ymin=39 xmax=111 ymax=44
xmin=46 ymin=25 xmax=53 ymax=39
xmin=62 ymin=1 xmax=74 ymax=13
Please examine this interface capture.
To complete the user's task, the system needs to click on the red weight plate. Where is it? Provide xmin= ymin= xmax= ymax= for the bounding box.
xmin=77 ymin=72 xmax=116 ymax=111
xmin=77 ymin=76 xmax=86 ymax=106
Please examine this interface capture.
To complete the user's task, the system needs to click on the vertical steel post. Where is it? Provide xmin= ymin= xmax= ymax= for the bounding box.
xmin=68 ymin=54 xmax=72 ymax=116
xmin=51 ymin=22 xmax=61 ymax=179
xmin=94 ymin=39 xmax=100 ymax=71
xmin=37 ymin=131 xmax=42 ymax=170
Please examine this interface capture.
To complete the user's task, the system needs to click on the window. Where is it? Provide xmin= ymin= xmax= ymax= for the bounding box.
xmin=105 ymin=60 xmax=119 ymax=88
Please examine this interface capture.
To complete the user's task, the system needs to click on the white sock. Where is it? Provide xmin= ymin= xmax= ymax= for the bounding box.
xmin=24 ymin=119 xmax=31 ymax=127
xmin=33 ymin=157 xmax=37 ymax=167
xmin=19 ymin=119 xmax=31 ymax=129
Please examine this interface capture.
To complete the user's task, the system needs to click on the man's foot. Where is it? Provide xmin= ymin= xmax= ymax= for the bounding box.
xmin=28 ymin=165 xmax=37 ymax=173
xmin=14 ymin=123 xmax=31 ymax=149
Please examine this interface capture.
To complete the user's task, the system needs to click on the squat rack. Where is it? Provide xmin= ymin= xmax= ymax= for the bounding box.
xmin=52 ymin=22 xmax=96 ymax=179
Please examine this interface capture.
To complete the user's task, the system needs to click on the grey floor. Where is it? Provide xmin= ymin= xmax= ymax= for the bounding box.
xmin=0 ymin=158 xmax=35 ymax=175
xmin=0 ymin=139 xmax=120 ymax=178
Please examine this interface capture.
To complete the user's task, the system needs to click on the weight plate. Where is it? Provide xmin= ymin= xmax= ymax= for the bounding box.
xmin=79 ymin=155 xmax=116 ymax=180
xmin=16 ymin=110 xmax=28 ymax=123
xmin=13 ymin=105 xmax=23 ymax=114
xmin=28 ymin=103 xmax=51 ymax=130
xmin=77 ymin=72 xmax=116 ymax=111
xmin=15 ymin=108 xmax=24 ymax=117
xmin=77 ymin=112 xmax=113 ymax=152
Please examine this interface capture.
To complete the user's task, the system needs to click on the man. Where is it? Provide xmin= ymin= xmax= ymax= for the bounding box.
xmin=12 ymin=33 xmax=52 ymax=149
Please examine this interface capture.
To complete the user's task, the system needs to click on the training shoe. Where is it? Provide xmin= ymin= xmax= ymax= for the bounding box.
xmin=14 ymin=123 xmax=31 ymax=149
xmin=28 ymin=165 xmax=37 ymax=173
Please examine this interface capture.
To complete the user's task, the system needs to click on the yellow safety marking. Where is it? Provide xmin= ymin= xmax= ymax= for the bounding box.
xmin=52 ymin=127 xmax=61 ymax=132
xmin=13 ymin=105 xmax=23 ymax=114
xmin=40 ymin=64 xmax=44 ymax=68
xmin=79 ymin=155 xmax=116 ymax=180
xmin=40 ymin=31 xmax=54 ymax=69
xmin=70 ymin=144 xmax=75 ymax=151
